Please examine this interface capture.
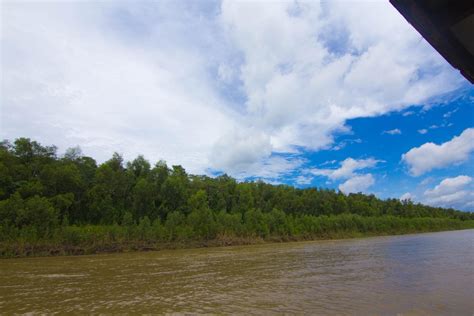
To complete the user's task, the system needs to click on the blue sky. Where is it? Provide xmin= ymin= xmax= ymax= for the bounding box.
xmin=1 ymin=1 xmax=473 ymax=210
xmin=288 ymin=88 xmax=474 ymax=205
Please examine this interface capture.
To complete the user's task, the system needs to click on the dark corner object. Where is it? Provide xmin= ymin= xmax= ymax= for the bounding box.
xmin=390 ymin=0 xmax=474 ymax=84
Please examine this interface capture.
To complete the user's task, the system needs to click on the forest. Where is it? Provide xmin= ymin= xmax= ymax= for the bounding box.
xmin=1 ymin=138 xmax=473 ymax=257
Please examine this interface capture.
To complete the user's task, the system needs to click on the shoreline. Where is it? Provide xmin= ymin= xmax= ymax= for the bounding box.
xmin=2 ymin=227 xmax=472 ymax=259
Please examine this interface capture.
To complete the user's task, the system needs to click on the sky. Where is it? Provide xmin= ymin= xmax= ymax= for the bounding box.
xmin=1 ymin=1 xmax=473 ymax=211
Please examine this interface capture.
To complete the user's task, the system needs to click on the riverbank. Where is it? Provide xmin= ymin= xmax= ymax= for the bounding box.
xmin=2 ymin=217 xmax=473 ymax=258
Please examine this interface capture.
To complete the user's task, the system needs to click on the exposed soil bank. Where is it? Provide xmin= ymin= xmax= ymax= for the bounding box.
xmin=2 ymin=227 xmax=472 ymax=258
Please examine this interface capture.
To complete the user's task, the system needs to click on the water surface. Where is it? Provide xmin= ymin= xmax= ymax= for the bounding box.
xmin=1 ymin=230 xmax=473 ymax=314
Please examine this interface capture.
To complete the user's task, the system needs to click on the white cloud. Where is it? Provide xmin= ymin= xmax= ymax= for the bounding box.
xmin=310 ymin=157 xmax=381 ymax=180
xmin=425 ymin=175 xmax=472 ymax=196
xmin=402 ymin=128 xmax=474 ymax=176
xmin=330 ymin=138 xmax=362 ymax=151
xmin=219 ymin=0 xmax=462 ymax=156
xmin=402 ymin=111 xmax=415 ymax=117
xmin=1 ymin=1 xmax=466 ymax=179
xmin=420 ymin=177 xmax=435 ymax=186
xmin=382 ymin=128 xmax=401 ymax=135
xmin=423 ymin=175 xmax=473 ymax=210
xmin=418 ymin=129 xmax=428 ymax=134
xmin=1 ymin=2 xmax=238 ymax=174
xmin=339 ymin=174 xmax=375 ymax=194
xmin=310 ymin=157 xmax=379 ymax=194
xmin=424 ymin=122 xmax=453 ymax=130
xmin=210 ymin=129 xmax=272 ymax=174
xmin=320 ymin=160 xmax=337 ymax=166
xmin=217 ymin=64 xmax=235 ymax=83
xmin=295 ymin=175 xmax=313 ymax=185
xmin=400 ymin=192 xmax=413 ymax=201
xmin=209 ymin=129 xmax=305 ymax=180
xmin=217 ymin=0 xmax=464 ymax=171
xmin=233 ymin=156 xmax=305 ymax=181
xmin=443 ymin=108 xmax=458 ymax=118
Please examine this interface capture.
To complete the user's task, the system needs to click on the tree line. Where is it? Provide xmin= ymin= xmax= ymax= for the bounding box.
xmin=1 ymin=138 xmax=473 ymax=256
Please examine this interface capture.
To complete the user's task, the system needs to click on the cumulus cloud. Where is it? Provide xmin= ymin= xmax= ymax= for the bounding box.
xmin=210 ymin=129 xmax=272 ymax=174
xmin=425 ymin=175 xmax=471 ymax=196
xmin=339 ymin=174 xmax=375 ymax=194
xmin=309 ymin=157 xmax=379 ymax=194
xmin=309 ymin=157 xmax=381 ymax=180
xmin=382 ymin=128 xmax=401 ymax=135
xmin=402 ymin=128 xmax=474 ymax=176
xmin=423 ymin=175 xmax=473 ymax=210
xmin=1 ymin=2 xmax=238 ymax=174
xmin=220 ymin=1 xmax=462 ymax=155
xmin=400 ymin=192 xmax=414 ymax=201
xmin=1 ymin=1 xmax=465 ymax=179
xmin=210 ymin=129 xmax=305 ymax=180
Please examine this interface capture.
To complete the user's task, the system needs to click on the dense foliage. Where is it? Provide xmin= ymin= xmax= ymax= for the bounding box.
xmin=1 ymin=138 xmax=473 ymax=256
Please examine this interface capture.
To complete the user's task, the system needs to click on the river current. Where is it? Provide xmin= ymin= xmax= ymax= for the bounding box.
xmin=1 ymin=229 xmax=473 ymax=314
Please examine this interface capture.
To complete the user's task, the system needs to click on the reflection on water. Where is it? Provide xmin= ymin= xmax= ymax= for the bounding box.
xmin=1 ymin=230 xmax=473 ymax=314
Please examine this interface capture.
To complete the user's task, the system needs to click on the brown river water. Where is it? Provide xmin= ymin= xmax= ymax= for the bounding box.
xmin=1 ymin=229 xmax=473 ymax=315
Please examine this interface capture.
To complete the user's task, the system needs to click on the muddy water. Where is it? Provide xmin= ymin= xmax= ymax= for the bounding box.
xmin=1 ymin=230 xmax=473 ymax=315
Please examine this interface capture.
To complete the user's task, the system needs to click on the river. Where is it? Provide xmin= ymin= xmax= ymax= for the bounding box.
xmin=1 ymin=229 xmax=473 ymax=315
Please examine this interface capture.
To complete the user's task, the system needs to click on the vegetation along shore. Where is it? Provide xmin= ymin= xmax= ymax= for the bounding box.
xmin=1 ymin=138 xmax=473 ymax=258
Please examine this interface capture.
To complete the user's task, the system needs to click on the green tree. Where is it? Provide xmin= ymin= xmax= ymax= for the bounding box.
xmin=127 ymin=155 xmax=151 ymax=179
xmin=138 ymin=216 xmax=152 ymax=241
xmin=161 ymin=166 xmax=189 ymax=217
xmin=165 ymin=211 xmax=186 ymax=241
xmin=267 ymin=208 xmax=288 ymax=236
xmin=16 ymin=195 xmax=58 ymax=237
xmin=132 ymin=178 xmax=156 ymax=220
xmin=244 ymin=208 xmax=269 ymax=238
xmin=187 ymin=190 xmax=216 ymax=239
